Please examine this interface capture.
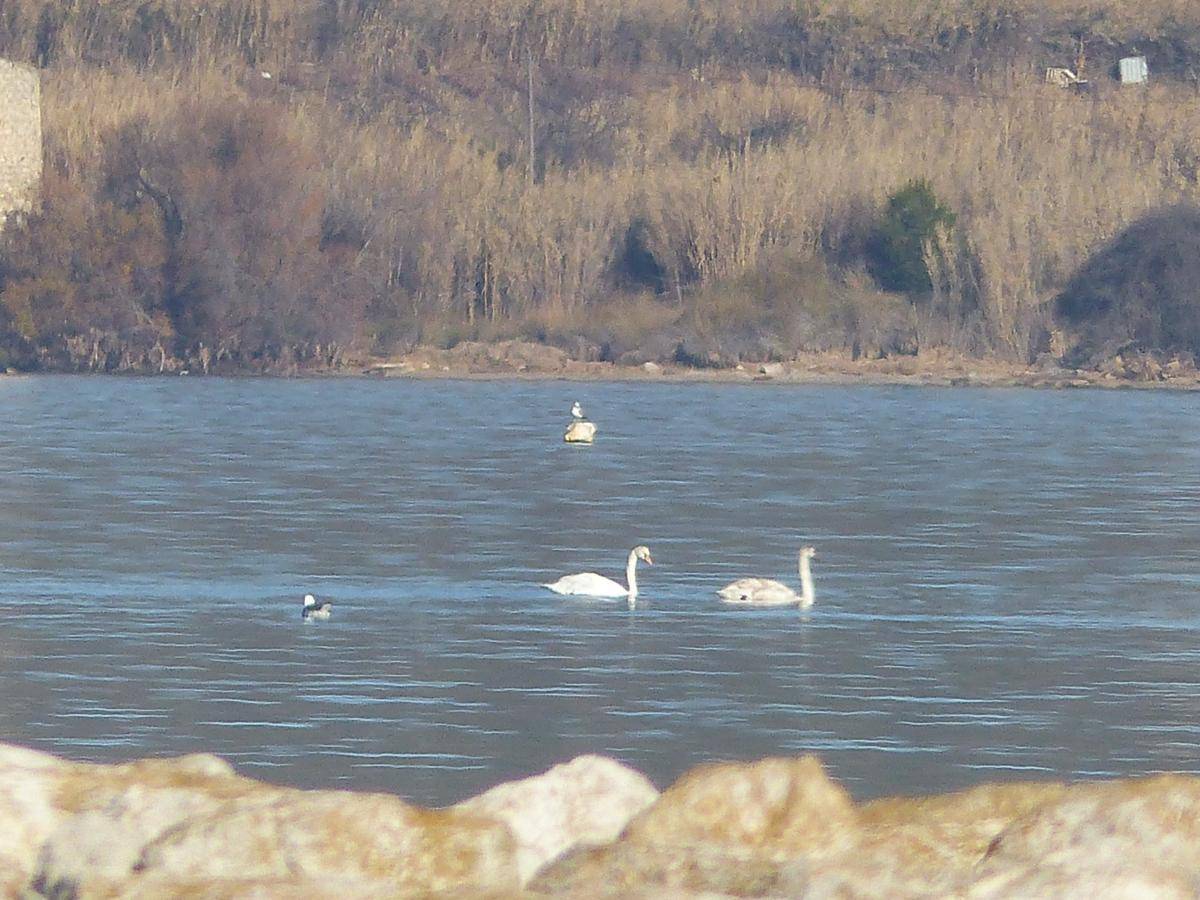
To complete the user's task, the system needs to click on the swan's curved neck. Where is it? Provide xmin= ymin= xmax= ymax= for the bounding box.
xmin=625 ymin=550 xmax=639 ymax=598
xmin=798 ymin=554 xmax=814 ymax=606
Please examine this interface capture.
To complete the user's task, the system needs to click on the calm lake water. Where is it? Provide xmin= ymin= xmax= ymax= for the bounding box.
xmin=2 ymin=375 xmax=1200 ymax=805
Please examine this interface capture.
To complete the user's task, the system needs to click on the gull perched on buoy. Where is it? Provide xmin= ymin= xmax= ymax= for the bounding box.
xmin=302 ymin=593 xmax=332 ymax=621
xmin=564 ymin=401 xmax=596 ymax=443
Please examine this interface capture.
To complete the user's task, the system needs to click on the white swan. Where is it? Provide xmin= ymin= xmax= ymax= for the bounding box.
xmin=302 ymin=593 xmax=332 ymax=621
xmin=718 ymin=546 xmax=816 ymax=607
xmin=544 ymin=545 xmax=653 ymax=600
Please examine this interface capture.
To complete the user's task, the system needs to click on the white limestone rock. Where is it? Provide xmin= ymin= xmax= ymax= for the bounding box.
xmin=456 ymin=754 xmax=658 ymax=883
xmin=0 ymin=743 xmax=69 ymax=894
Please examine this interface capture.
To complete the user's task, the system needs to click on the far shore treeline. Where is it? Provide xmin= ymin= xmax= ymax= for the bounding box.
xmin=3 ymin=1 xmax=1200 ymax=373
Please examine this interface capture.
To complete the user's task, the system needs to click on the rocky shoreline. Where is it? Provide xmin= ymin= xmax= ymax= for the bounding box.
xmin=364 ymin=341 xmax=1200 ymax=391
xmin=6 ymin=742 xmax=1198 ymax=897
xmin=7 ymin=338 xmax=1198 ymax=389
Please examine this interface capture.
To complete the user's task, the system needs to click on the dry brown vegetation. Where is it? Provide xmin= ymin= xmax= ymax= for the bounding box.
xmin=0 ymin=0 xmax=1198 ymax=371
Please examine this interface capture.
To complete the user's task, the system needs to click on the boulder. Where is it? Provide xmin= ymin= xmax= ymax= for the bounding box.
xmin=531 ymin=765 xmax=1080 ymax=898
xmin=28 ymin=750 xmax=519 ymax=898
xmin=0 ymin=744 xmax=70 ymax=894
xmin=1129 ymin=353 xmax=1165 ymax=381
xmin=34 ymin=753 xmax=249 ymax=894
xmin=966 ymin=774 xmax=1200 ymax=897
xmin=41 ymin=873 xmax=414 ymax=899
xmin=531 ymin=756 xmax=858 ymax=895
xmin=137 ymin=790 xmax=517 ymax=891
xmin=625 ymin=756 xmax=857 ymax=852
xmin=859 ymin=778 xmax=1069 ymax=863
xmin=456 ymin=754 xmax=658 ymax=884
xmin=9 ymin=742 xmax=1200 ymax=899
xmin=1169 ymin=351 xmax=1197 ymax=373
xmin=802 ymin=780 xmax=1069 ymax=897
xmin=1097 ymin=354 xmax=1128 ymax=378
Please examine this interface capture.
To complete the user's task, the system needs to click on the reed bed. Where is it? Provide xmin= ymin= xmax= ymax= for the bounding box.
xmin=2 ymin=2 xmax=1197 ymax=369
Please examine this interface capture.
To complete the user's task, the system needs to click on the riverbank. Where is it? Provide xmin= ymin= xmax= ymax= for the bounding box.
xmin=8 ymin=338 xmax=1198 ymax=390
xmin=364 ymin=340 xmax=1200 ymax=391
xmin=6 ymin=741 xmax=1197 ymax=897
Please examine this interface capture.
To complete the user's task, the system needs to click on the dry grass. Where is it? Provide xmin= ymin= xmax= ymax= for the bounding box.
xmin=6 ymin=1 xmax=1200 ymax=79
xmin=8 ymin=1 xmax=1200 ymax=365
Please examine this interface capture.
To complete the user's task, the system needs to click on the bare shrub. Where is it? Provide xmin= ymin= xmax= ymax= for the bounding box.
xmin=0 ymin=168 xmax=171 ymax=371
xmin=1056 ymin=205 xmax=1200 ymax=359
xmin=681 ymin=252 xmax=914 ymax=363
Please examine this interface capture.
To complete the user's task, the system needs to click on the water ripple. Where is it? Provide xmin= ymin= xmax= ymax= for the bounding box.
xmin=2 ymin=378 xmax=1200 ymax=803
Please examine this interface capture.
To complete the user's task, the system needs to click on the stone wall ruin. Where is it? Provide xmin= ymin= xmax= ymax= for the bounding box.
xmin=0 ymin=59 xmax=41 ymax=222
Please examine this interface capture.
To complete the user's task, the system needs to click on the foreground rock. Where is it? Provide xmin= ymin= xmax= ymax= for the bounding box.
xmin=967 ymin=775 xmax=1200 ymax=898
xmin=27 ymin=749 xmax=518 ymax=898
xmin=5 ymin=743 xmax=1200 ymax=897
xmin=533 ymin=761 xmax=1200 ymax=898
xmin=455 ymin=754 xmax=658 ymax=884
xmin=530 ymin=756 xmax=861 ymax=896
xmin=0 ymin=744 xmax=67 ymax=895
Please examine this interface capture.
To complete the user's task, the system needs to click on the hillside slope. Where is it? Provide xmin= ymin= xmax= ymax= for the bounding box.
xmin=0 ymin=1 xmax=1195 ymax=372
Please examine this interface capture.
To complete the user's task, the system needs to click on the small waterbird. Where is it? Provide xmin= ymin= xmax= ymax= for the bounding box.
xmin=302 ymin=593 xmax=332 ymax=621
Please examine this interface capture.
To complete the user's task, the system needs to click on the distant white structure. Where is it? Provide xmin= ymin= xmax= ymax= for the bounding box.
xmin=1045 ymin=67 xmax=1084 ymax=88
xmin=1045 ymin=38 xmax=1090 ymax=91
xmin=0 ymin=59 xmax=41 ymax=224
xmin=1119 ymin=56 xmax=1149 ymax=85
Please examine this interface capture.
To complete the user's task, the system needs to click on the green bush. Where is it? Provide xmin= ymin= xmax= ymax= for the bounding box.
xmin=868 ymin=179 xmax=956 ymax=294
